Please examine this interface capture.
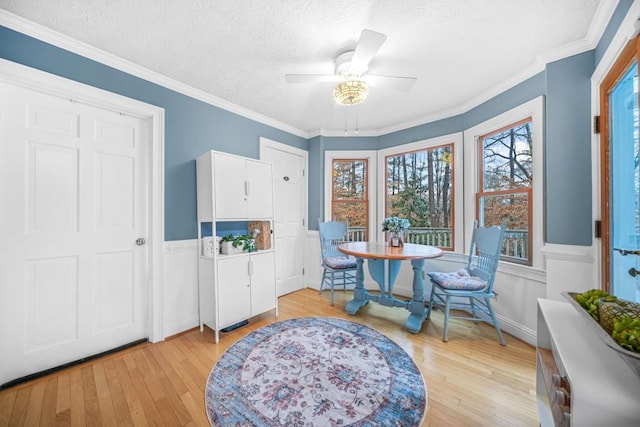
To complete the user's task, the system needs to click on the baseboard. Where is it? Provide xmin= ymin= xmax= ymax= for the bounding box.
xmin=162 ymin=317 xmax=199 ymax=339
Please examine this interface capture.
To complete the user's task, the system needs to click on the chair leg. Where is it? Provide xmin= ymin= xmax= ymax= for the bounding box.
xmin=486 ymin=298 xmax=506 ymax=346
xmin=470 ymin=297 xmax=479 ymax=322
xmin=319 ymin=268 xmax=327 ymax=294
xmin=330 ymin=273 xmax=335 ymax=306
xmin=427 ymin=282 xmax=436 ymax=319
xmin=443 ymin=295 xmax=451 ymax=342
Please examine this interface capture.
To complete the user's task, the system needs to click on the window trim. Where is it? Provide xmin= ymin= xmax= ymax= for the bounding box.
xmin=377 ymin=133 xmax=463 ymax=249
xmin=463 ymin=96 xmax=544 ymax=269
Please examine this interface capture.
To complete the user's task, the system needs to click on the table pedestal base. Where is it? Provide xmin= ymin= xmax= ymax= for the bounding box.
xmin=346 ymin=257 xmax=430 ymax=333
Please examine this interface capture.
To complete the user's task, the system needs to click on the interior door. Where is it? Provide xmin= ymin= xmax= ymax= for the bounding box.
xmin=0 ymin=82 xmax=148 ymax=386
xmin=261 ymin=145 xmax=305 ymax=296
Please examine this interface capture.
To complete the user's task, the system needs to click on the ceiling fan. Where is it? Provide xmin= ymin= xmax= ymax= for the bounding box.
xmin=285 ymin=29 xmax=417 ymax=105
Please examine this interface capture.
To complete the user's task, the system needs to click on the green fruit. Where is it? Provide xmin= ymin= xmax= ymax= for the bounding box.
xmin=612 ymin=316 xmax=640 ymax=353
xmin=575 ymin=289 xmax=617 ymax=322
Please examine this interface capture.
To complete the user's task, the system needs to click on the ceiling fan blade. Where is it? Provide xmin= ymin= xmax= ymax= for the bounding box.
xmin=285 ymin=74 xmax=342 ymax=83
xmin=351 ymin=30 xmax=387 ymax=67
xmin=363 ymin=75 xmax=417 ymax=91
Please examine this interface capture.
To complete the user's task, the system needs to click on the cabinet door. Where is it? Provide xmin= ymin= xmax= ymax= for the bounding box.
xmin=246 ymin=160 xmax=274 ymax=218
xmin=217 ymin=257 xmax=251 ymax=326
xmin=214 ymin=153 xmax=247 ymax=219
xmin=250 ymin=252 xmax=276 ymax=316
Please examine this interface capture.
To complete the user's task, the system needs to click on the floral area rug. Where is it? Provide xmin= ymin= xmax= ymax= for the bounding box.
xmin=205 ymin=317 xmax=427 ymax=426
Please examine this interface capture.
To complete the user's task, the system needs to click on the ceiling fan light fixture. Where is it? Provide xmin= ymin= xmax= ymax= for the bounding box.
xmin=333 ymin=80 xmax=368 ymax=106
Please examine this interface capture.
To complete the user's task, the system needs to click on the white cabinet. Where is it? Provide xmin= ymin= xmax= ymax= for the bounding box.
xmin=217 ymin=252 xmax=276 ymax=326
xmin=536 ymin=299 xmax=640 ymax=426
xmin=212 ymin=152 xmax=274 ymax=220
xmin=196 ymin=150 xmax=277 ymax=343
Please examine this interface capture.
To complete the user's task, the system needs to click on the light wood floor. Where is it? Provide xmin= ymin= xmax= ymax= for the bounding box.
xmin=0 ymin=288 xmax=538 ymax=426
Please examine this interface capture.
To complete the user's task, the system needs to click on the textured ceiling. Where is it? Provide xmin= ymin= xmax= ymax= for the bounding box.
xmin=0 ymin=0 xmax=609 ymax=136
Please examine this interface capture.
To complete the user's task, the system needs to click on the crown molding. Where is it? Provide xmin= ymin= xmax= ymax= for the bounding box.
xmin=0 ymin=10 xmax=310 ymax=139
xmin=318 ymin=0 xmax=621 ymax=138
xmin=1 ymin=1 xmax=620 ymax=141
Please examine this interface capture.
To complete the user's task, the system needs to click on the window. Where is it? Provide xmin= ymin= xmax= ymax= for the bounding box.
xmin=478 ymin=118 xmax=532 ymax=264
xmin=330 ymin=158 xmax=369 ymax=241
xmin=384 ymin=144 xmax=454 ymax=249
xmin=464 ymin=97 xmax=543 ymax=268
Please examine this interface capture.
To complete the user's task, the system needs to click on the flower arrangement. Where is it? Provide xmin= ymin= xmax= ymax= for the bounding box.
xmin=381 ymin=216 xmax=410 ymax=232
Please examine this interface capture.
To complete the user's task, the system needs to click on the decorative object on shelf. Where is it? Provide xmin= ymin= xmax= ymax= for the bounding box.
xmin=382 ymin=216 xmax=410 ymax=247
xmin=249 ymin=220 xmax=271 ymax=250
xmin=202 ymin=237 xmax=216 ymax=257
xmin=220 ymin=234 xmax=257 ymax=255
xmin=205 ymin=317 xmax=427 ymax=426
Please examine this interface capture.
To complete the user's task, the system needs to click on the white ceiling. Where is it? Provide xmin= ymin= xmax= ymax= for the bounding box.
xmin=0 ymin=0 xmax=613 ymax=136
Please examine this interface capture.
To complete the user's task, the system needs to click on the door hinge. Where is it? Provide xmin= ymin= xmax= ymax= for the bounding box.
xmin=302 ymin=169 xmax=305 ymax=177
xmin=594 ymin=220 xmax=601 ymax=238
xmin=302 ymin=268 xmax=305 ymax=275
xmin=302 ymin=218 xmax=305 ymax=226
xmin=593 ymin=115 xmax=600 ymax=134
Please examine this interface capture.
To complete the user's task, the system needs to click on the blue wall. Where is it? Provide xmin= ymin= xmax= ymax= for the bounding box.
xmin=545 ymin=51 xmax=594 ymax=245
xmin=0 ymin=26 xmax=307 ymax=241
xmin=2 ymin=0 xmax=634 ymax=245
xmin=313 ymin=60 xmax=592 ymax=244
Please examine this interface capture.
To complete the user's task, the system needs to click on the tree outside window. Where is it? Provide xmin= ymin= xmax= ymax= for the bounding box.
xmin=385 ymin=144 xmax=453 ymax=249
xmin=331 ymin=159 xmax=368 ymax=241
xmin=478 ymin=118 xmax=533 ymax=264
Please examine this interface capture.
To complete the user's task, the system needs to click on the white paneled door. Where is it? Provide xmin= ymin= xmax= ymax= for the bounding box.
xmin=0 ymin=82 xmax=148 ymax=386
xmin=261 ymin=143 xmax=306 ymax=296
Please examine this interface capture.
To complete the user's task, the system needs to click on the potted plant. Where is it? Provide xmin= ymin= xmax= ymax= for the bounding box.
xmin=382 ymin=216 xmax=410 ymax=247
xmin=220 ymin=233 xmax=257 ymax=254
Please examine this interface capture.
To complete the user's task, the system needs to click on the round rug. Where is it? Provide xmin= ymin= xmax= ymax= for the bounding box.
xmin=205 ymin=317 xmax=427 ymax=426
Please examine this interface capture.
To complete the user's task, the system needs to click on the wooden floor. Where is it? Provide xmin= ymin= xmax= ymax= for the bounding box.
xmin=0 ymin=288 xmax=538 ymax=426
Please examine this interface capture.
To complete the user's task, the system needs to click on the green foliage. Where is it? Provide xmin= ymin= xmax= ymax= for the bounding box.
xmin=385 ymin=146 xmax=452 ymax=228
xmin=220 ymin=234 xmax=256 ymax=252
xmin=612 ymin=316 xmax=640 ymax=352
xmin=575 ymin=289 xmax=617 ymax=321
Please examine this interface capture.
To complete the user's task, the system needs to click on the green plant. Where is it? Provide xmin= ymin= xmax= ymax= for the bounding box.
xmin=575 ymin=289 xmax=617 ymax=321
xmin=612 ymin=315 xmax=640 ymax=352
xmin=220 ymin=234 xmax=256 ymax=252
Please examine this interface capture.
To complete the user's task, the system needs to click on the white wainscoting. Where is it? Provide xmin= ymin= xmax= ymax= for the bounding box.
xmin=168 ymin=235 xmax=593 ymax=347
xmin=162 ymin=240 xmax=199 ymax=338
xmin=541 ymin=243 xmax=597 ymax=302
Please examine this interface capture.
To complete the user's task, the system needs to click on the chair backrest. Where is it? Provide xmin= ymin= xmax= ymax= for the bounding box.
xmin=318 ymin=220 xmax=349 ymax=260
xmin=466 ymin=220 xmax=506 ymax=292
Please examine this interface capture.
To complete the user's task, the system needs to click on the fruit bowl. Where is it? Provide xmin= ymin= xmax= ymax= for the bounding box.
xmin=562 ymin=291 xmax=640 ymax=375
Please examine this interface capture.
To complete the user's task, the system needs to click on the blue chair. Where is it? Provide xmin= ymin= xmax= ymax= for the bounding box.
xmin=427 ymin=221 xmax=507 ymax=345
xmin=318 ymin=220 xmax=357 ymax=305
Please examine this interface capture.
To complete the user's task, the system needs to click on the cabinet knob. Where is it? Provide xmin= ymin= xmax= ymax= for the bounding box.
xmin=554 ymin=389 xmax=569 ymax=407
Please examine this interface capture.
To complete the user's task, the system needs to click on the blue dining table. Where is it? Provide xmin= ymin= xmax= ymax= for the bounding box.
xmin=338 ymin=241 xmax=443 ymax=333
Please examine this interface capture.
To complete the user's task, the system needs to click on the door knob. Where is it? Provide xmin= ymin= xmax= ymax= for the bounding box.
xmin=136 ymin=238 xmax=146 ymax=246
xmin=629 ymin=267 xmax=640 ymax=277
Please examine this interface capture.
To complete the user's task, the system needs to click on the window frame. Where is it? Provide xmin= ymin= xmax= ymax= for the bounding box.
xmin=477 ymin=117 xmax=534 ymax=265
xmin=330 ymin=157 xmax=370 ymax=240
xmin=324 ymin=150 xmax=377 ymax=241
xmin=463 ymin=96 xmax=544 ymax=269
xmin=378 ymin=133 xmax=463 ymax=250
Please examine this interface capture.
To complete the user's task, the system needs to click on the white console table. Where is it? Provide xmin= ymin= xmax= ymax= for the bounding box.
xmin=537 ymin=298 xmax=640 ymax=426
